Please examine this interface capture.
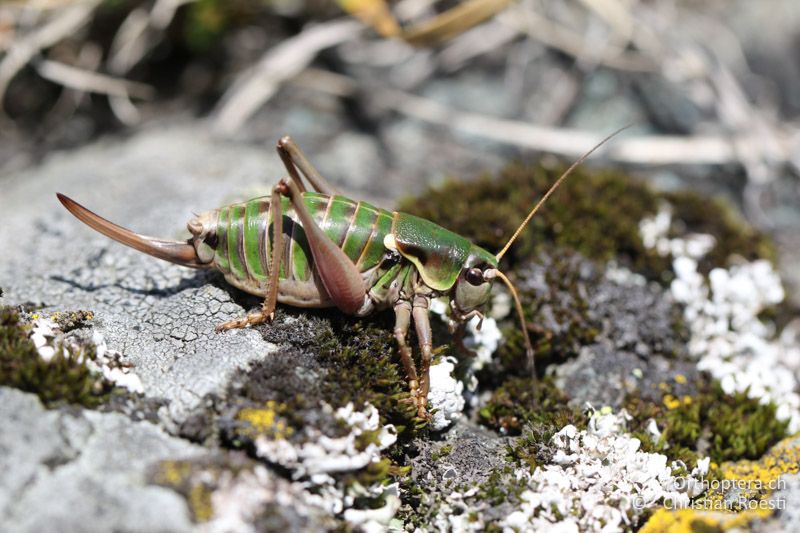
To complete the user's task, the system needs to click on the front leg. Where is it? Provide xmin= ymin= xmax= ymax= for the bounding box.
xmin=394 ymin=300 xmax=426 ymax=418
xmin=412 ymin=296 xmax=433 ymax=404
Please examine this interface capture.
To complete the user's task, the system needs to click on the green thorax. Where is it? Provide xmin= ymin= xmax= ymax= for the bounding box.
xmin=392 ymin=212 xmax=497 ymax=291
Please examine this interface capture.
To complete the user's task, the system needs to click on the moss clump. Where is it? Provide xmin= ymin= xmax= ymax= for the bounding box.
xmin=182 ymin=0 xmax=309 ymax=53
xmin=476 ymin=466 xmax=529 ymax=508
xmin=314 ymin=314 xmax=426 ymax=440
xmin=626 ymin=377 xmax=789 ymax=467
xmin=231 ymin=311 xmax=421 ymax=444
xmin=492 ymin=250 xmax=602 ymax=375
xmin=399 ymin=162 xmax=774 ymax=282
xmin=225 ymin=311 xmax=421 ymax=490
xmin=399 ymin=163 xmax=666 ymax=276
xmin=430 ymin=443 xmax=453 ymax=461
xmin=46 ymin=310 xmax=95 ymax=332
xmin=0 ymin=306 xmax=110 ymax=407
xmin=479 ymin=376 xmax=576 ymax=435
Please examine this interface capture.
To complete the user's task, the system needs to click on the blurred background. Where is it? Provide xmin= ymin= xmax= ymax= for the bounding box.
xmin=1 ymin=0 xmax=799 ymax=299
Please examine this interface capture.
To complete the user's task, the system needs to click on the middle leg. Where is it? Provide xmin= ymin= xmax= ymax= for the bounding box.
xmin=216 ymin=184 xmax=285 ymax=331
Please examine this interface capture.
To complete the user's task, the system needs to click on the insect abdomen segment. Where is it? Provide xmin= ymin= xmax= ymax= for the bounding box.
xmin=212 ymin=192 xmax=394 ymax=297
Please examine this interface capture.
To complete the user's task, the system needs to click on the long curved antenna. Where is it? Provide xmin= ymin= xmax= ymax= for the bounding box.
xmin=495 ymin=125 xmax=631 ymax=261
xmin=493 ymin=269 xmax=535 ymax=375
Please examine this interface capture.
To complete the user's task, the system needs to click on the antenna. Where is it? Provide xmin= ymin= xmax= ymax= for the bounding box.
xmin=495 ymin=125 xmax=631 ymax=261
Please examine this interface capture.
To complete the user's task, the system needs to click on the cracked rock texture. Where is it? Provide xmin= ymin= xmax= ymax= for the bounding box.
xmin=0 ymin=127 xmax=285 ymax=425
xmin=0 ymin=387 xmax=204 ymax=532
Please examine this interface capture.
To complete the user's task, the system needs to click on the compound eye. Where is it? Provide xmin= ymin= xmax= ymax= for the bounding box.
xmin=465 ymin=267 xmax=484 ymax=286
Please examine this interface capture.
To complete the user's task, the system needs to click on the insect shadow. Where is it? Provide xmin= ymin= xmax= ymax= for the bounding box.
xmin=50 ymin=265 xmax=217 ymax=298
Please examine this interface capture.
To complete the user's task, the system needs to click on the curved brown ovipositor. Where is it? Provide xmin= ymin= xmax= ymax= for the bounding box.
xmin=57 ymin=193 xmax=206 ymax=268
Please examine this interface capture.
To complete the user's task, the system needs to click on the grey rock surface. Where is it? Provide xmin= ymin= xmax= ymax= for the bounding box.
xmin=0 ymin=387 xmax=204 ymax=533
xmin=761 ymin=471 xmax=800 ymax=533
xmin=411 ymin=419 xmax=509 ymax=490
xmin=555 ymin=270 xmax=699 ymax=407
xmin=513 ymin=252 xmax=698 ymax=408
xmin=0 ymin=126 xmax=286 ymax=424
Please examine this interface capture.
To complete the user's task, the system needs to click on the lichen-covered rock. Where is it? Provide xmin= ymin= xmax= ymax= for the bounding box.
xmin=1 ymin=124 xmax=796 ymax=532
xmin=0 ymin=387 xmax=204 ymax=532
xmin=0 ymin=127 xmax=287 ymax=425
xmin=641 ymin=435 xmax=800 ymax=532
xmin=149 ymin=453 xmax=339 ymax=531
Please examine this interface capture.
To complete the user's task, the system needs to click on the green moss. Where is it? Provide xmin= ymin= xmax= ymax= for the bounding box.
xmin=430 ymin=443 xmax=453 ymax=461
xmin=183 ymin=0 xmax=277 ymax=52
xmin=350 ymin=456 xmax=392 ymax=485
xmin=625 ymin=377 xmax=789 ymax=467
xmin=399 ymin=162 xmax=775 ymax=281
xmin=0 ymin=306 xmax=111 ymax=408
xmin=47 ymin=310 xmax=95 ymax=332
xmin=315 ymin=315 xmax=426 ymax=441
xmin=184 ymin=0 xmax=229 ymax=51
xmin=495 ymin=250 xmax=602 ymax=375
xmin=476 ymin=466 xmax=529 ymax=507
xmin=479 ymin=376 xmax=587 ymax=470
xmin=665 ymin=191 xmax=776 ymax=273
xmin=399 ymin=163 xmax=666 ymax=276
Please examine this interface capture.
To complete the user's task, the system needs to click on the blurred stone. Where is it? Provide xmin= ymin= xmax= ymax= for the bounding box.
xmin=0 ymin=387 xmax=203 ymax=532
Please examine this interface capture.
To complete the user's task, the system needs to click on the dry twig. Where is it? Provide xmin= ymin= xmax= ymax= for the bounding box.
xmin=35 ymin=58 xmax=154 ymax=99
xmin=291 ymin=67 xmax=799 ymax=169
xmin=0 ymin=0 xmax=101 ymax=106
xmin=213 ymin=19 xmax=364 ymax=136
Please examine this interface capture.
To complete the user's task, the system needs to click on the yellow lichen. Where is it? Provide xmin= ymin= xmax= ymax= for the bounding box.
xmin=674 ymin=374 xmax=687 ymax=385
xmin=235 ymin=400 xmax=294 ymax=440
xmin=663 ymin=395 xmax=681 ymax=410
xmin=188 ymin=483 xmax=214 ymax=523
xmin=640 ymin=436 xmax=800 ymax=532
xmin=640 ymin=507 xmax=772 ymax=533
xmin=151 ymin=460 xmax=194 ymax=487
xmin=662 ymin=394 xmax=692 ymax=410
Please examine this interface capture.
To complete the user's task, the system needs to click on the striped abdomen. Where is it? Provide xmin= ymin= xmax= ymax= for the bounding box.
xmin=210 ymin=192 xmax=395 ymax=306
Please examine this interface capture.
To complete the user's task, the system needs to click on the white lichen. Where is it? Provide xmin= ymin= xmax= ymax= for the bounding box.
xmin=640 ymin=203 xmax=800 ymax=432
xmin=200 ymin=466 xmax=277 ymax=533
xmin=253 ymin=402 xmax=397 ymax=479
xmin=427 ymin=297 xmax=504 ymax=427
xmin=28 ymin=317 xmax=144 ymax=393
xmin=639 ymin=204 xmax=716 ymax=259
xmin=464 ymin=316 xmax=502 ymax=372
xmin=500 ymin=410 xmax=697 ymax=532
xmin=343 ymin=483 xmax=401 ymax=533
xmin=91 ymin=330 xmax=144 ymax=393
xmin=427 ymin=357 xmax=465 ymax=431
xmin=240 ymin=402 xmax=400 ymax=529
xmin=30 ymin=317 xmax=59 ymax=362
